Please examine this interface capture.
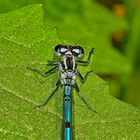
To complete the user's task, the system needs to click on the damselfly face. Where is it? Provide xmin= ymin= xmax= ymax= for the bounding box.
xmin=55 ymin=44 xmax=84 ymax=57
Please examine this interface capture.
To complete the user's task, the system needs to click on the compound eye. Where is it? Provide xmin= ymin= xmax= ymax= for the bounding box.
xmin=72 ymin=48 xmax=80 ymax=54
xmin=55 ymin=45 xmax=68 ymax=56
xmin=60 ymin=48 xmax=68 ymax=55
xmin=72 ymin=46 xmax=84 ymax=57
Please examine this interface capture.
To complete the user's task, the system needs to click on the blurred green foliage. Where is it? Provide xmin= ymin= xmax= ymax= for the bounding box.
xmin=122 ymin=0 xmax=140 ymax=106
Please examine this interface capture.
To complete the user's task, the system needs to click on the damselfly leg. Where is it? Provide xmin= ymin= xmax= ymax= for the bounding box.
xmin=75 ymin=48 xmax=97 ymax=113
xmin=35 ymin=79 xmax=60 ymax=108
xmin=74 ymin=83 xmax=97 ymax=113
xmin=27 ymin=65 xmax=58 ymax=77
xmin=27 ymin=65 xmax=60 ymax=108
xmin=77 ymin=70 xmax=93 ymax=83
xmin=76 ymin=48 xmax=94 ymax=65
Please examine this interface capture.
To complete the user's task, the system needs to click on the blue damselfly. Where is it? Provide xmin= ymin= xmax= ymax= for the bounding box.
xmin=27 ymin=45 xmax=97 ymax=140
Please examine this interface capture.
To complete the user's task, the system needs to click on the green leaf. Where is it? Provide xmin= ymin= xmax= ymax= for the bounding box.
xmin=0 ymin=4 xmax=140 ymax=140
xmin=0 ymin=0 xmax=132 ymax=74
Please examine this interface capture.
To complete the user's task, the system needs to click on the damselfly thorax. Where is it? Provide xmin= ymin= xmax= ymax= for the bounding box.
xmin=59 ymin=53 xmax=77 ymax=85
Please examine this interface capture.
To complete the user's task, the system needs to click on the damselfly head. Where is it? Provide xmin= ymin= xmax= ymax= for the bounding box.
xmin=55 ymin=44 xmax=84 ymax=57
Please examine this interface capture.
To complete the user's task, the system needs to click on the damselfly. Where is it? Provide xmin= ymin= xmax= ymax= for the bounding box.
xmin=27 ymin=45 xmax=97 ymax=140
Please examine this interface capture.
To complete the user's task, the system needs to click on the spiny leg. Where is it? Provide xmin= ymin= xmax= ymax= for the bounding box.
xmin=74 ymin=83 xmax=97 ymax=113
xmin=35 ymin=79 xmax=60 ymax=108
xmin=77 ymin=69 xmax=93 ymax=83
xmin=76 ymin=48 xmax=94 ymax=65
xmin=27 ymin=65 xmax=58 ymax=77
